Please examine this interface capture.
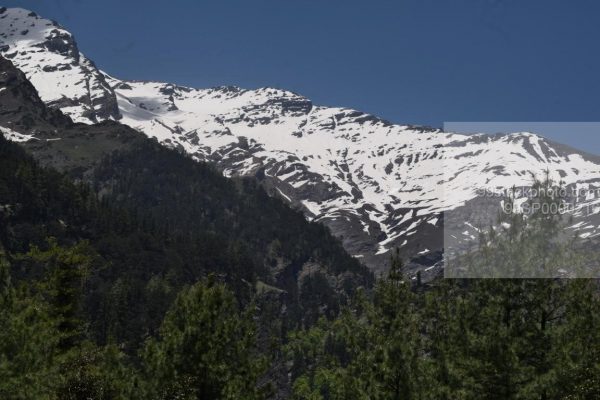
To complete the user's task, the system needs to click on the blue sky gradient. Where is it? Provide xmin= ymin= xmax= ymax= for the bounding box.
xmin=4 ymin=0 xmax=600 ymax=152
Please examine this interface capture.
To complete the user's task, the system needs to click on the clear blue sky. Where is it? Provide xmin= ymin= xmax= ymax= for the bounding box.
xmin=5 ymin=0 xmax=600 ymax=152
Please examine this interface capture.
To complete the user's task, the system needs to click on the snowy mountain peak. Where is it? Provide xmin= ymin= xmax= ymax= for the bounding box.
xmin=0 ymin=7 xmax=119 ymax=123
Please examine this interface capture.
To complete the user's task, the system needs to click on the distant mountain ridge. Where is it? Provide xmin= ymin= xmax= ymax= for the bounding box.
xmin=3 ymin=6 xmax=600 ymax=273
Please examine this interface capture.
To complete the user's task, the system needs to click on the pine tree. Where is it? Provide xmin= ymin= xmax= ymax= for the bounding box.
xmin=552 ymin=279 xmax=600 ymax=399
xmin=287 ymin=250 xmax=425 ymax=400
xmin=12 ymin=240 xmax=135 ymax=399
xmin=140 ymin=278 xmax=269 ymax=399
xmin=0 ymin=250 xmax=61 ymax=399
xmin=19 ymin=238 xmax=92 ymax=350
xmin=372 ymin=249 xmax=424 ymax=399
xmin=421 ymin=278 xmax=474 ymax=400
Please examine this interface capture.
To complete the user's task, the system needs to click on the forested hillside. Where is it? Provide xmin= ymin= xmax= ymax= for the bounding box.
xmin=0 ymin=55 xmax=374 ymax=397
xmin=2 ymin=55 xmax=600 ymax=399
xmin=2 ymin=137 xmax=600 ymax=398
xmin=0 ymin=53 xmax=372 ymax=330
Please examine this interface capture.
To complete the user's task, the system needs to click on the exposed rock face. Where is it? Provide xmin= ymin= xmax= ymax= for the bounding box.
xmin=3 ymin=7 xmax=600 ymax=275
xmin=0 ymin=56 xmax=71 ymax=130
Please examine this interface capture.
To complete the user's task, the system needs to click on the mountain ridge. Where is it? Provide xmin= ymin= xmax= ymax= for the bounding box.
xmin=3 ymin=6 xmax=600 ymax=273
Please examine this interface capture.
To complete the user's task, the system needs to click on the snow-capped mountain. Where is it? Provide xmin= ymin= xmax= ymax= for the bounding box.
xmin=0 ymin=7 xmax=118 ymax=123
xmin=3 ymin=6 xmax=600 ymax=273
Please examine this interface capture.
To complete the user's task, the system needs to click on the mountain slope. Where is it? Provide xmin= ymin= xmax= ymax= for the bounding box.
xmin=0 ymin=54 xmax=373 ymax=350
xmin=3 ymin=7 xmax=600 ymax=273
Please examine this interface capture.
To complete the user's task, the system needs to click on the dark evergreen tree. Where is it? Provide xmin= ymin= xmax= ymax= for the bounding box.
xmin=140 ymin=278 xmax=269 ymax=399
xmin=0 ymin=251 xmax=61 ymax=399
xmin=287 ymin=250 xmax=425 ymax=400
